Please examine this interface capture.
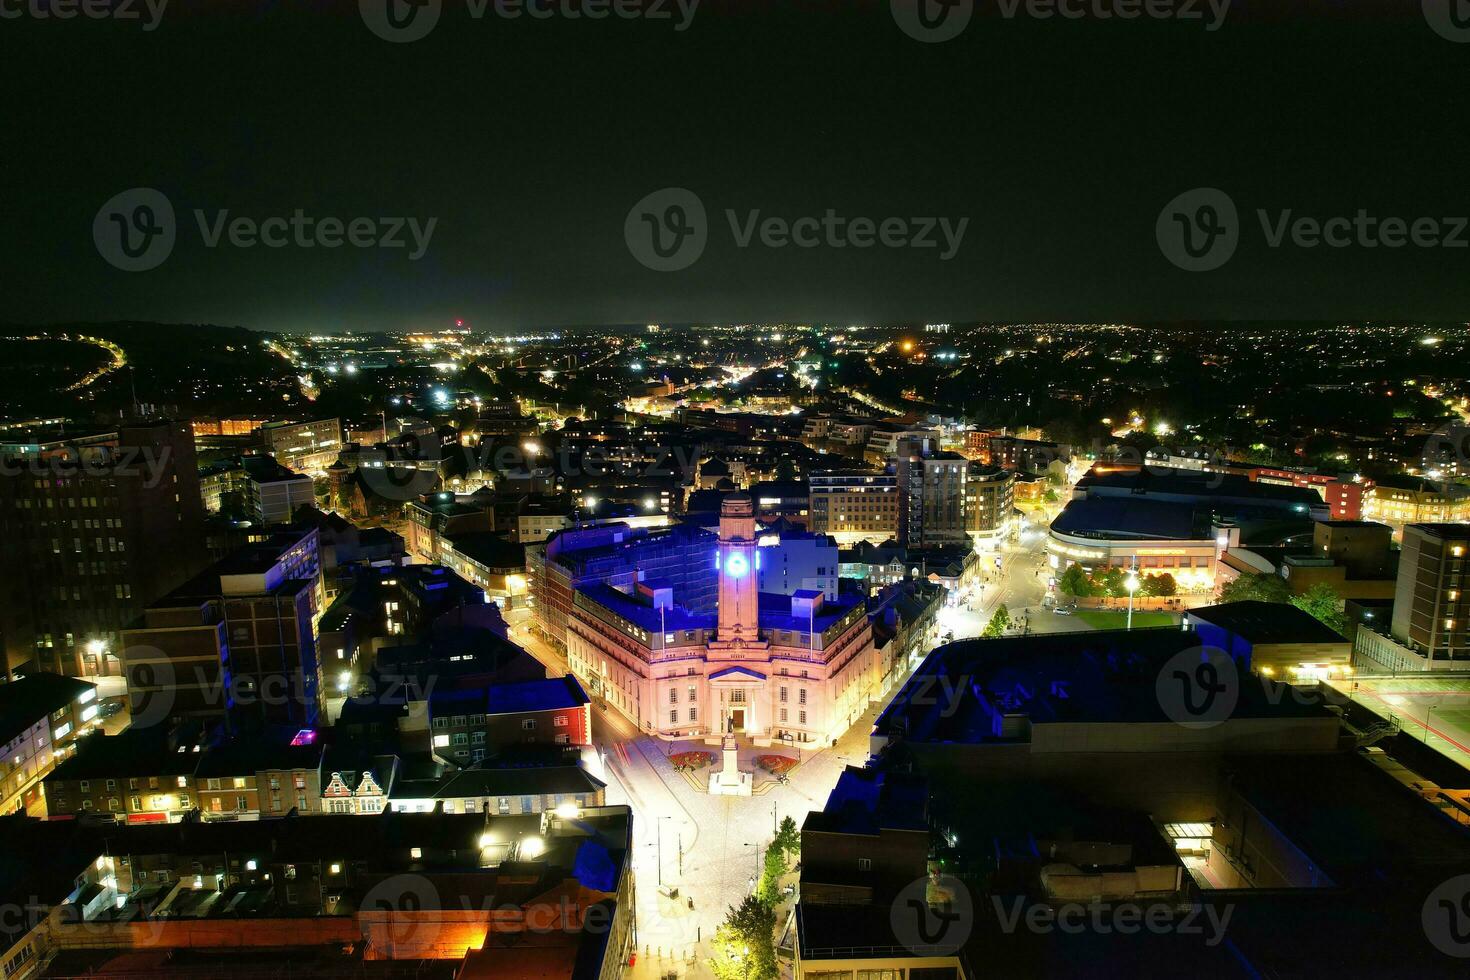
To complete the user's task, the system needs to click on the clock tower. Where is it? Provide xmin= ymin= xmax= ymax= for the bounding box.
xmin=716 ymin=494 xmax=760 ymax=644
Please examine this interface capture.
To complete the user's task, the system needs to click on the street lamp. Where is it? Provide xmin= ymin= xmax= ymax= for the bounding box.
xmin=1124 ymin=568 xmax=1140 ymax=631
xmin=656 ymin=815 xmax=672 ymax=886
xmin=1424 ymin=702 xmax=1439 ymax=744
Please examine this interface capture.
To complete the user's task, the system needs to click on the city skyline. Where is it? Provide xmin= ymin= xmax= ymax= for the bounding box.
xmin=5 ymin=3 xmax=1470 ymax=977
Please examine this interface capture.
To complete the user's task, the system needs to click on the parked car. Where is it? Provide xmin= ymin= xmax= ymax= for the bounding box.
xmin=1053 ymin=604 xmax=1076 ymax=615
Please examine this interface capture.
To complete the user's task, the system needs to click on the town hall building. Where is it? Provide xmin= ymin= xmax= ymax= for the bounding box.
xmin=564 ymin=495 xmax=880 ymax=746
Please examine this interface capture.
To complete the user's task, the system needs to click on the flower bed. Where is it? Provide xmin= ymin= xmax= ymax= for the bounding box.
xmin=669 ymin=751 xmax=715 ymax=772
xmin=755 ymin=754 xmax=798 ymax=775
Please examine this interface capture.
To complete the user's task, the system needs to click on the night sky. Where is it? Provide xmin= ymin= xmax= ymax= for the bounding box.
xmin=4 ymin=0 xmax=1470 ymax=332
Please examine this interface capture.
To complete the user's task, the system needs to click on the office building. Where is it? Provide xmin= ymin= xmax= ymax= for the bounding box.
xmin=121 ymin=529 xmax=325 ymax=730
xmin=0 ymin=420 xmax=208 ymax=678
xmin=200 ymin=454 xmax=315 ymax=526
xmin=1389 ymin=523 xmax=1469 ymax=666
xmin=257 ymin=417 xmax=342 ymax=475
xmin=756 ymin=529 xmax=839 ymax=599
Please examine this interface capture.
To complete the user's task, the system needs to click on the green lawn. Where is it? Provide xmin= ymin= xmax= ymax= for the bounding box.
xmin=1075 ymin=609 xmax=1181 ymax=630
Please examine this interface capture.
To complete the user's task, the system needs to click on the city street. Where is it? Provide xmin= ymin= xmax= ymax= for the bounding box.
xmin=937 ymin=531 xmax=1053 ymax=641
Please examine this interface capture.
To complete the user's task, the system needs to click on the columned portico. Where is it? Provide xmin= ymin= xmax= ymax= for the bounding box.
xmin=709 ymin=666 xmax=766 ymax=735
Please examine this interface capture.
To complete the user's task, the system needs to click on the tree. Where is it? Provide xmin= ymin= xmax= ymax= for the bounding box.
xmin=1219 ymin=572 xmax=1291 ymax=605
xmin=1058 ymin=564 xmax=1095 ymax=598
xmin=1291 ymin=582 xmax=1346 ymax=636
xmin=756 ymin=843 xmax=788 ymax=907
xmin=774 ymin=458 xmax=799 ymax=483
xmin=1100 ymin=567 xmax=1127 ymax=598
xmin=983 ymin=604 xmax=1011 ymax=637
xmin=709 ymin=895 xmax=778 ymax=980
xmin=1141 ymin=573 xmax=1177 ymax=598
xmin=773 ymin=815 xmax=800 ymax=860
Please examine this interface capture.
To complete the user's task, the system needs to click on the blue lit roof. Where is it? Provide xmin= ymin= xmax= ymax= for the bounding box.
xmin=577 ymin=581 xmax=863 ymax=635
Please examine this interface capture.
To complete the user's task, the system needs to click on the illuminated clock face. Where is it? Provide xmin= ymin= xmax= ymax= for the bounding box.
xmin=725 ymin=552 xmax=749 ymax=578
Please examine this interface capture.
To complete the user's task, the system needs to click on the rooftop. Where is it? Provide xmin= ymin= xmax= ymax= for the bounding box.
xmin=1077 ymin=466 xmax=1323 ymax=507
xmin=0 ymin=672 xmax=96 ymax=745
xmin=1186 ymin=600 xmax=1347 ymax=645
xmin=1050 ymin=496 xmax=1205 ymax=540
xmin=803 ymin=766 xmax=928 ymax=835
xmin=876 ymin=628 xmax=1332 ymax=745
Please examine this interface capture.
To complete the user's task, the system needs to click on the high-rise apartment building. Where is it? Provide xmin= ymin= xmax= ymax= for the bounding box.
xmin=808 ymin=470 xmax=900 ymax=545
xmin=1389 ymin=524 xmax=1469 ymax=666
xmin=895 ymin=438 xmax=969 ymax=547
xmin=0 ymin=420 xmax=207 ymax=678
xmin=965 ymin=465 xmax=1015 ymax=546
